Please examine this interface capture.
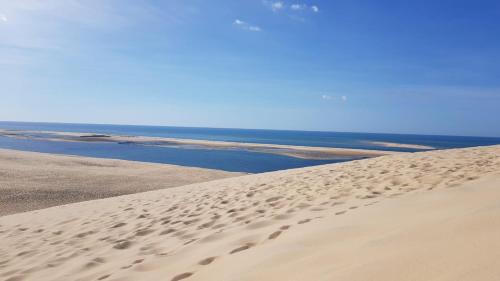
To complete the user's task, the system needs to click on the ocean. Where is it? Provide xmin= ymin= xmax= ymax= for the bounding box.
xmin=1 ymin=121 xmax=499 ymax=173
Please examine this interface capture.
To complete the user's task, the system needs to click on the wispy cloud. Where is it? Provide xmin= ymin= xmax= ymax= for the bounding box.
xmin=290 ymin=4 xmax=306 ymax=11
xmin=272 ymin=1 xmax=285 ymax=11
xmin=263 ymin=1 xmax=285 ymax=12
xmin=321 ymin=94 xmax=347 ymax=102
xmin=0 ymin=1 xmax=199 ymax=69
xmin=233 ymin=19 xmax=261 ymax=32
xmin=264 ymin=2 xmax=320 ymax=16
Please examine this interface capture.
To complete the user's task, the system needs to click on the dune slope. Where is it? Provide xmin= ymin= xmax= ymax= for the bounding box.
xmin=0 ymin=145 xmax=499 ymax=281
xmin=0 ymin=149 xmax=243 ymax=216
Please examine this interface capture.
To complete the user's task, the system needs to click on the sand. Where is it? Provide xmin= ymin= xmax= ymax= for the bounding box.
xmin=0 ymin=145 xmax=499 ymax=281
xmin=0 ymin=149 xmax=243 ymax=216
xmin=0 ymin=129 xmax=402 ymax=159
xmin=365 ymin=141 xmax=435 ymax=150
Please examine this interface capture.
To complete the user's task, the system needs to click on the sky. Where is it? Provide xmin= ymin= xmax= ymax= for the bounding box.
xmin=1 ymin=0 xmax=499 ymax=137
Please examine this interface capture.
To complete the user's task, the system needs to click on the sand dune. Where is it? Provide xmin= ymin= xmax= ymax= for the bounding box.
xmin=0 ymin=149 xmax=243 ymax=216
xmin=0 ymin=145 xmax=499 ymax=281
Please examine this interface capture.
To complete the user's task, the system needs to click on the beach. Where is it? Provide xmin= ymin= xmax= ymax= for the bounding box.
xmin=1 ymin=145 xmax=499 ymax=281
xmin=3 ymin=1 xmax=500 ymax=280
xmin=0 ymin=149 xmax=243 ymax=216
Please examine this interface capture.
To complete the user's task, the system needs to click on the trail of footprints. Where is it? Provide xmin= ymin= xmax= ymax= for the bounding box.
xmin=0 ymin=147 xmax=499 ymax=281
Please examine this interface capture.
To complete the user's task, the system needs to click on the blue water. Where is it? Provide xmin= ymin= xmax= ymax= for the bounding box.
xmin=0 ymin=136 xmax=348 ymax=173
xmin=1 ymin=121 xmax=500 ymax=173
xmin=2 ymin=121 xmax=500 ymax=151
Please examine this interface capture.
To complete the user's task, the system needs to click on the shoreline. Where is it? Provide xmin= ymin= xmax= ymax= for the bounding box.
xmin=0 ymin=129 xmax=404 ymax=160
xmin=364 ymin=140 xmax=435 ymax=150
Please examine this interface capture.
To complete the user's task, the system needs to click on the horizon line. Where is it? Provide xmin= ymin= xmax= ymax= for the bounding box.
xmin=1 ymin=120 xmax=499 ymax=139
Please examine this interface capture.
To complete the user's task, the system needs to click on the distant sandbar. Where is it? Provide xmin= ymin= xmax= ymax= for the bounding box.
xmin=0 ymin=129 xmax=404 ymax=160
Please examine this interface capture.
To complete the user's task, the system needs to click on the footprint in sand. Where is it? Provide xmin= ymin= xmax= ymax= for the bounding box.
xmin=230 ymin=243 xmax=254 ymax=254
xmin=74 ymin=230 xmax=95 ymax=238
xmin=84 ymin=257 xmax=106 ymax=269
xmin=133 ymin=259 xmax=144 ymax=264
xmin=268 ymin=231 xmax=282 ymax=240
xmin=111 ymin=222 xmax=127 ymax=228
xmin=113 ymin=240 xmax=133 ymax=250
xmin=135 ymin=228 xmax=155 ymax=236
xmin=171 ymin=272 xmax=193 ymax=281
xmin=16 ymin=251 xmax=32 ymax=257
xmin=97 ymin=274 xmax=110 ymax=280
xmin=198 ymin=256 xmax=217 ymax=265
xmin=298 ymin=219 xmax=310 ymax=224
xmin=266 ymin=196 xmax=282 ymax=203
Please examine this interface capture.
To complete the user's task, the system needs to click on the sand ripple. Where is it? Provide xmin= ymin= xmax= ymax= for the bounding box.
xmin=0 ymin=146 xmax=499 ymax=281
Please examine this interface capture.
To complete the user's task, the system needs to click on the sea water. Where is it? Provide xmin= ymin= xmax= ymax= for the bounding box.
xmin=1 ymin=121 xmax=499 ymax=173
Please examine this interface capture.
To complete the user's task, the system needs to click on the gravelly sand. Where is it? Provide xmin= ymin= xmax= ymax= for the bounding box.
xmin=0 ymin=145 xmax=499 ymax=281
xmin=0 ymin=149 xmax=243 ymax=216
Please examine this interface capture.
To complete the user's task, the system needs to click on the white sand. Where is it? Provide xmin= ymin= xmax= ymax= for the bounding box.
xmin=0 ymin=149 xmax=243 ymax=216
xmin=0 ymin=145 xmax=499 ymax=281
xmin=365 ymin=141 xmax=435 ymax=149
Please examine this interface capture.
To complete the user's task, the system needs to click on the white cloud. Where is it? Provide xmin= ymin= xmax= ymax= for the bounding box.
xmin=321 ymin=94 xmax=347 ymax=102
xmin=248 ymin=26 xmax=261 ymax=32
xmin=263 ymin=1 xmax=285 ymax=12
xmin=264 ymin=2 xmax=319 ymax=16
xmin=0 ymin=1 xmax=189 ymax=52
xmin=233 ymin=19 xmax=261 ymax=32
xmin=272 ymin=1 xmax=285 ymax=11
xmin=291 ymin=4 xmax=306 ymax=10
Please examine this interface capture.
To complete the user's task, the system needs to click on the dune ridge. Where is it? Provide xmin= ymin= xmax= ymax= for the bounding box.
xmin=0 ymin=145 xmax=499 ymax=281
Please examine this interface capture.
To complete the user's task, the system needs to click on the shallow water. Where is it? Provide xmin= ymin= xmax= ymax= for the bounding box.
xmin=2 ymin=121 xmax=500 ymax=151
xmin=0 ymin=136 xmax=355 ymax=173
xmin=1 ymin=121 xmax=499 ymax=173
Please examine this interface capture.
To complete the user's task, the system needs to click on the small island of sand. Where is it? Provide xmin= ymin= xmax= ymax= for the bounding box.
xmin=0 ymin=129 xmax=403 ymax=160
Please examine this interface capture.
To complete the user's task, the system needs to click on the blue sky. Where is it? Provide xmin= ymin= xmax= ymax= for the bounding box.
xmin=1 ymin=0 xmax=499 ymax=137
